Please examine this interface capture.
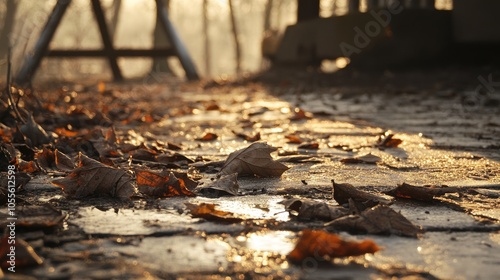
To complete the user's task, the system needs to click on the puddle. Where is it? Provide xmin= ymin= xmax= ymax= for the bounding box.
xmin=170 ymin=195 xmax=290 ymax=221
xmin=368 ymin=231 xmax=500 ymax=280
xmin=242 ymin=231 xmax=296 ymax=255
xmin=71 ymin=207 xmax=194 ymax=235
xmin=114 ymin=235 xmax=230 ymax=274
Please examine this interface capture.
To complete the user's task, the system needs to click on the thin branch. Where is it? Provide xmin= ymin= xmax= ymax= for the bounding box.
xmin=6 ymin=47 xmax=26 ymax=124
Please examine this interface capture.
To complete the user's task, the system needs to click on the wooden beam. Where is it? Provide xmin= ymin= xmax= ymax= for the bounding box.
xmin=46 ymin=48 xmax=176 ymax=57
xmin=90 ymin=0 xmax=123 ymax=81
xmin=15 ymin=0 xmax=71 ymax=85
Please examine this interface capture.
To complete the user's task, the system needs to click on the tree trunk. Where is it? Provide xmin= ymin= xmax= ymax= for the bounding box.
xmin=228 ymin=0 xmax=241 ymax=74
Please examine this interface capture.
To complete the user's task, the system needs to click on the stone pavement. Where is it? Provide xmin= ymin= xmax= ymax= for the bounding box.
xmin=2 ymin=68 xmax=500 ymax=279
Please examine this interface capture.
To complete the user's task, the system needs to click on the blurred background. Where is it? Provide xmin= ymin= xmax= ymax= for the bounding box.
xmin=0 ymin=0 xmax=459 ymax=83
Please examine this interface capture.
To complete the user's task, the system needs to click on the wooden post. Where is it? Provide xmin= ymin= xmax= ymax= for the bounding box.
xmin=90 ymin=0 xmax=123 ymax=81
xmin=15 ymin=0 xmax=71 ymax=85
xmin=155 ymin=0 xmax=199 ymax=80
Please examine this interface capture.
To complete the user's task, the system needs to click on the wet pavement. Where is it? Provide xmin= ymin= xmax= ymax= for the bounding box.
xmin=2 ymin=68 xmax=500 ymax=279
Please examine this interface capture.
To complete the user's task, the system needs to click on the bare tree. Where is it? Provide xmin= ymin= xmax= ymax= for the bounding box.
xmin=263 ymin=0 xmax=274 ymax=31
xmin=228 ymin=0 xmax=241 ymax=74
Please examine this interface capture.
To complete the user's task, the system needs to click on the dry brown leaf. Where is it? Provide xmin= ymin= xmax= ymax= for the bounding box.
xmin=185 ymin=202 xmax=244 ymax=223
xmin=376 ymin=131 xmax=402 ymax=148
xmin=290 ymin=108 xmax=312 ymax=121
xmin=136 ymin=169 xmax=195 ymax=198
xmin=332 ymin=180 xmax=392 ymax=210
xmin=219 ymin=142 xmax=289 ymax=177
xmin=20 ymin=114 xmax=51 ymax=147
xmin=384 ymin=182 xmax=460 ymax=201
xmin=285 ymin=134 xmax=303 ymax=144
xmin=36 ymin=148 xmax=75 ymax=172
xmin=52 ymin=153 xmax=136 ymax=199
xmin=197 ymin=132 xmax=218 ymax=141
xmin=17 ymin=160 xmax=40 ymax=173
xmin=298 ymin=142 xmax=319 ymax=150
xmin=197 ymin=173 xmax=239 ymax=197
xmin=87 ymin=128 xmax=122 ymax=157
xmin=287 ymin=229 xmax=380 ymax=263
xmin=325 ymin=204 xmax=420 ymax=237
xmin=340 ymin=153 xmax=381 ymax=164
xmin=232 ymin=130 xmax=261 ymax=142
xmin=280 ymin=198 xmax=348 ymax=221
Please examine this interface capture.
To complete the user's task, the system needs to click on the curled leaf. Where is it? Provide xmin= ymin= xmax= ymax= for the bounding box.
xmin=325 ymin=205 xmax=420 ymax=237
xmin=376 ymin=131 xmax=402 ymax=148
xmin=52 ymin=153 xmax=136 ymax=199
xmin=280 ymin=198 xmax=348 ymax=221
xmin=287 ymin=229 xmax=380 ymax=263
xmin=219 ymin=142 xmax=288 ymax=177
xmin=136 ymin=169 xmax=195 ymax=198
xmin=384 ymin=182 xmax=460 ymax=202
xmin=197 ymin=173 xmax=239 ymax=197
xmin=332 ymin=180 xmax=392 ymax=210
xmin=20 ymin=114 xmax=51 ymax=147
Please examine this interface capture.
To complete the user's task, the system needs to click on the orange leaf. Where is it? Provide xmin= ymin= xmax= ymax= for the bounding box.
xmin=18 ymin=160 xmax=40 ymax=173
xmin=287 ymin=229 xmax=380 ymax=263
xmin=197 ymin=132 xmax=218 ymax=141
xmin=136 ymin=169 xmax=195 ymax=198
xmin=54 ymin=127 xmax=80 ymax=137
xmin=298 ymin=142 xmax=319 ymax=150
xmin=290 ymin=108 xmax=312 ymax=121
xmin=285 ymin=134 xmax=303 ymax=144
xmin=185 ymin=203 xmax=243 ymax=223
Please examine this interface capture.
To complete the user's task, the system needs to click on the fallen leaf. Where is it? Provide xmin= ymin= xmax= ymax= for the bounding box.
xmin=232 ymin=130 xmax=261 ymax=142
xmin=285 ymin=134 xmax=303 ymax=144
xmin=17 ymin=160 xmax=40 ymax=173
xmin=20 ymin=113 xmax=51 ymax=147
xmin=325 ymin=205 xmax=420 ymax=237
xmin=290 ymin=108 xmax=312 ymax=121
xmin=384 ymin=183 xmax=460 ymax=201
xmin=219 ymin=142 xmax=289 ymax=177
xmin=87 ymin=128 xmax=122 ymax=157
xmin=185 ymin=202 xmax=244 ymax=223
xmin=197 ymin=173 xmax=239 ymax=197
xmin=298 ymin=142 xmax=319 ymax=150
xmin=341 ymin=153 xmax=381 ymax=164
xmin=136 ymin=169 xmax=195 ymax=198
xmin=36 ymin=148 xmax=75 ymax=172
xmin=197 ymin=132 xmax=218 ymax=141
xmin=0 ymin=236 xmax=43 ymax=269
xmin=376 ymin=131 xmax=402 ymax=148
xmin=54 ymin=127 xmax=80 ymax=137
xmin=280 ymin=198 xmax=348 ymax=221
xmin=287 ymin=229 xmax=380 ymax=263
xmin=52 ymin=153 xmax=136 ymax=199
xmin=332 ymin=180 xmax=392 ymax=210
